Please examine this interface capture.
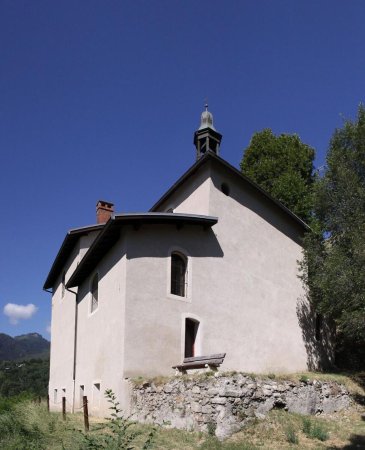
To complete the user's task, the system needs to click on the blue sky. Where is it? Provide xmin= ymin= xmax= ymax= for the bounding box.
xmin=0 ymin=0 xmax=364 ymax=338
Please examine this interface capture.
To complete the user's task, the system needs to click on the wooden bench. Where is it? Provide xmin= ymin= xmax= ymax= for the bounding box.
xmin=172 ymin=353 xmax=226 ymax=373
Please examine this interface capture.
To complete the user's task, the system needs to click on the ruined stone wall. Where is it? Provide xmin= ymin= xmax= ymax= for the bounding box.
xmin=131 ymin=373 xmax=351 ymax=439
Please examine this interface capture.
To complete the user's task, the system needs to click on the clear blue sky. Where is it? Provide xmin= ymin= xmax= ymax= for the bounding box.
xmin=0 ymin=1 xmax=364 ymax=338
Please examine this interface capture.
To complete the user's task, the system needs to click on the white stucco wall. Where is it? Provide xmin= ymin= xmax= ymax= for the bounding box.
xmin=122 ymin=160 xmax=308 ymax=377
xmin=49 ymin=158 xmax=311 ymax=417
xmin=48 ymin=230 xmax=100 ymax=413
xmin=157 ymin=164 xmax=211 ymax=215
xmin=205 ymin=162 xmax=307 ymax=372
xmin=72 ymin=238 xmax=127 ymax=416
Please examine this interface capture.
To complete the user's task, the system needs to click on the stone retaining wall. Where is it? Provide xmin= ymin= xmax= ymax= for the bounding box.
xmin=131 ymin=373 xmax=351 ymax=438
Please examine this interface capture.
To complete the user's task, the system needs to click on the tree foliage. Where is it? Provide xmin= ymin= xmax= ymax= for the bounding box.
xmin=0 ymin=359 xmax=49 ymax=397
xmin=240 ymin=129 xmax=315 ymax=221
xmin=301 ymin=106 xmax=365 ymax=366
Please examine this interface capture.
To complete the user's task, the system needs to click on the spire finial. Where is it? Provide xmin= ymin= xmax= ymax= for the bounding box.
xmin=199 ymin=101 xmax=215 ymax=131
xmin=194 ymin=104 xmax=222 ymax=160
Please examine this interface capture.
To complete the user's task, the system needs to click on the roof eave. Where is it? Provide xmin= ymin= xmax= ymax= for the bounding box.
xmin=43 ymin=223 xmax=104 ymax=290
xmin=66 ymin=213 xmax=218 ymax=289
xmin=150 ymin=152 xmax=309 ymax=231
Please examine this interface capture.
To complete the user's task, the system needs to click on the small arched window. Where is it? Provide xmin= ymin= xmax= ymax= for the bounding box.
xmin=61 ymin=272 xmax=66 ymax=298
xmin=171 ymin=253 xmax=187 ymax=297
xmin=91 ymin=274 xmax=99 ymax=313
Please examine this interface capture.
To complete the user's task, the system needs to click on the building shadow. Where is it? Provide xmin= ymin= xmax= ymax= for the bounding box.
xmin=327 ymin=434 xmax=365 ymax=449
xmin=349 ymin=373 xmax=365 ymax=407
xmin=296 ymin=296 xmax=334 ymax=371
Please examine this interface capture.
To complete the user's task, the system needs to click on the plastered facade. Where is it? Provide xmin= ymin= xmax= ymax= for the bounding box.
xmin=48 ymin=158 xmax=311 ymax=416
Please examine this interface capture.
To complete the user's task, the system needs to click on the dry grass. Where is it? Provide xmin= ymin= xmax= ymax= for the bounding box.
xmin=127 ymin=405 xmax=365 ymax=449
xmin=224 ymin=408 xmax=365 ymax=449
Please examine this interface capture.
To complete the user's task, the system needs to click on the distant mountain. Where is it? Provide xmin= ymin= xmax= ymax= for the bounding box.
xmin=0 ymin=333 xmax=50 ymax=361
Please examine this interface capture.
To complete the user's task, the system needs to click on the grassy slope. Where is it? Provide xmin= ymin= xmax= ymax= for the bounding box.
xmin=0 ymin=372 xmax=364 ymax=449
xmin=1 ymin=403 xmax=364 ymax=449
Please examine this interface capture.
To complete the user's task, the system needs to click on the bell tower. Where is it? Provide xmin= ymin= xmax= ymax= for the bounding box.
xmin=194 ymin=104 xmax=222 ymax=160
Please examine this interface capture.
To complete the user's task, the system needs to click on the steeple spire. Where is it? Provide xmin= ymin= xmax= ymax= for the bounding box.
xmin=194 ymin=104 xmax=222 ymax=160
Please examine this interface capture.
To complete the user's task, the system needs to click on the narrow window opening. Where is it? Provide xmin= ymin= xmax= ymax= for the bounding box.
xmin=221 ymin=183 xmax=230 ymax=196
xmin=185 ymin=318 xmax=199 ymax=357
xmin=54 ymin=389 xmax=57 ymax=404
xmin=93 ymin=383 xmax=101 ymax=408
xmin=61 ymin=272 xmax=66 ymax=298
xmin=91 ymin=274 xmax=99 ymax=313
xmin=80 ymin=385 xmax=84 ymax=407
xmin=171 ymin=253 xmax=187 ymax=297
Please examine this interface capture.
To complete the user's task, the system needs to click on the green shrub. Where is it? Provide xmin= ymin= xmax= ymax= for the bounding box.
xmin=285 ymin=424 xmax=299 ymax=444
xmin=207 ymin=421 xmax=217 ymax=436
xmin=302 ymin=417 xmax=329 ymax=441
xmin=310 ymin=423 xmax=329 ymax=441
xmin=299 ymin=375 xmax=309 ymax=383
xmin=302 ymin=416 xmax=311 ymax=435
xmin=79 ymin=389 xmax=156 ymax=449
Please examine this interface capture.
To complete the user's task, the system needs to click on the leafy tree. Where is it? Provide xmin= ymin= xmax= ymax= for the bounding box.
xmin=0 ymin=359 xmax=49 ymax=397
xmin=301 ymin=106 xmax=365 ymax=367
xmin=240 ymin=129 xmax=315 ymax=221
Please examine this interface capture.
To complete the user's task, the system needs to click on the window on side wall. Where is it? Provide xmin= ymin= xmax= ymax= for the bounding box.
xmin=79 ymin=385 xmax=85 ymax=408
xmin=61 ymin=271 xmax=66 ymax=298
xmin=91 ymin=274 xmax=99 ymax=313
xmin=171 ymin=252 xmax=187 ymax=297
xmin=93 ymin=383 xmax=101 ymax=408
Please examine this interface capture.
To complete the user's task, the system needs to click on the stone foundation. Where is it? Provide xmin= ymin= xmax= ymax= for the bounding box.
xmin=131 ymin=373 xmax=351 ymax=439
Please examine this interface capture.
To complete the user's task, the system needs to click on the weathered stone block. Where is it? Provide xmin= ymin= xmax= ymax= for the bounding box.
xmin=211 ymin=397 xmax=227 ymax=405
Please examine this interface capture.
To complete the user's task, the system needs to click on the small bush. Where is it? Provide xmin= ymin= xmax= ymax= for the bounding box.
xmin=310 ymin=423 xmax=329 ymax=441
xmin=302 ymin=416 xmax=311 ymax=435
xmin=299 ymin=375 xmax=309 ymax=383
xmin=268 ymin=373 xmax=276 ymax=380
xmin=285 ymin=425 xmax=299 ymax=444
xmin=207 ymin=421 xmax=217 ymax=436
xmin=302 ymin=417 xmax=329 ymax=441
xmin=78 ymin=389 xmax=157 ymax=449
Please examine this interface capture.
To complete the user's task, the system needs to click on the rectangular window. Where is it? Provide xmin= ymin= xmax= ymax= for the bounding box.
xmin=54 ymin=389 xmax=57 ymax=404
xmin=185 ymin=318 xmax=199 ymax=357
xmin=79 ymin=385 xmax=85 ymax=408
xmin=91 ymin=274 xmax=99 ymax=313
xmin=93 ymin=383 xmax=101 ymax=408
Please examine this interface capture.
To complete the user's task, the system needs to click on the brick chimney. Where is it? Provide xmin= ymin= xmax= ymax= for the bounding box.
xmin=96 ymin=200 xmax=114 ymax=224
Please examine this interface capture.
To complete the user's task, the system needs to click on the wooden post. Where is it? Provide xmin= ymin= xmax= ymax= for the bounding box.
xmin=47 ymin=395 xmax=50 ymax=412
xmin=83 ymin=395 xmax=89 ymax=432
xmin=62 ymin=397 xmax=66 ymax=421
